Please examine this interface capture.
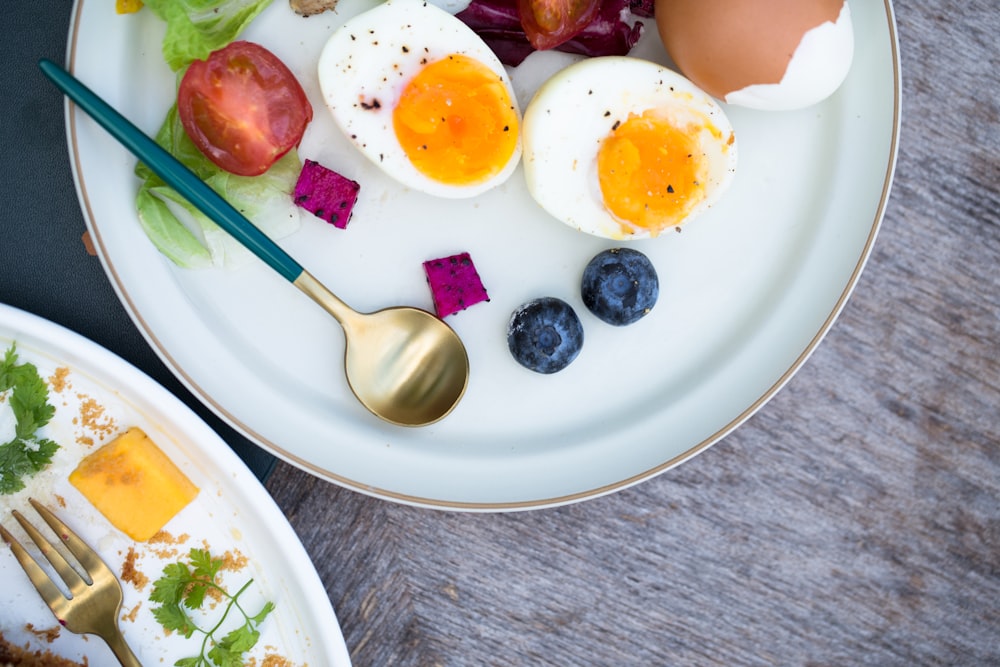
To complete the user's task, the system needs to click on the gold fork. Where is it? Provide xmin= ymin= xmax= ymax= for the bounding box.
xmin=0 ymin=498 xmax=142 ymax=667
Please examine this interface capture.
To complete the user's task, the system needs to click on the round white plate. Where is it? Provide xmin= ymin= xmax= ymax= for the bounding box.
xmin=0 ymin=304 xmax=351 ymax=665
xmin=65 ymin=0 xmax=900 ymax=509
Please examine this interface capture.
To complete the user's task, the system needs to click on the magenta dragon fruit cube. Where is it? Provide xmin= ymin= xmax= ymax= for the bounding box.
xmin=422 ymin=252 xmax=490 ymax=318
xmin=293 ymin=159 xmax=360 ymax=229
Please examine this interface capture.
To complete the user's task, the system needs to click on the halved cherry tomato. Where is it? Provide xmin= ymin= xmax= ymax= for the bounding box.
xmin=177 ymin=41 xmax=313 ymax=177
xmin=518 ymin=0 xmax=602 ymax=50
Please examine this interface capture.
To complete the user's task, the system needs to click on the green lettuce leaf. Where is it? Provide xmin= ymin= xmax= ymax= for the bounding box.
xmin=133 ymin=0 xmax=301 ymax=269
xmin=135 ymin=104 xmax=302 ymax=269
xmin=135 ymin=188 xmax=213 ymax=269
xmin=142 ymin=0 xmax=275 ymax=71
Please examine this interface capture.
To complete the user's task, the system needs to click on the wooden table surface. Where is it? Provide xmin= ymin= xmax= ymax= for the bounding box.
xmin=4 ymin=1 xmax=998 ymax=665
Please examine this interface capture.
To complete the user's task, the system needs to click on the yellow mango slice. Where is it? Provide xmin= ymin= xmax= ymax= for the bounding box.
xmin=115 ymin=0 xmax=144 ymax=14
xmin=69 ymin=427 xmax=198 ymax=541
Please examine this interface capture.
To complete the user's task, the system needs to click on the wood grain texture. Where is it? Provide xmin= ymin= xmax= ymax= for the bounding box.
xmin=265 ymin=1 xmax=1000 ymax=664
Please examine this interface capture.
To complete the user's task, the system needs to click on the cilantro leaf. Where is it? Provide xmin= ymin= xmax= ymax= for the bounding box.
xmin=0 ymin=346 xmax=19 ymax=389
xmin=26 ymin=438 xmax=59 ymax=468
xmin=152 ymin=602 xmax=197 ymax=638
xmin=10 ymin=366 xmax=55 ymax=438
xmin=0 ymin=345 xmax=60 ymax=495
xmin=189 ymin=547 xmax=223 ymax=581
xmin=209 ymin=625 xmax=260 ymax=666
xmin=150 ymin=562 xmax=193 ymax=606
xmin=149 ymin=547 xmax=275 ymax=667
xmin=0 ymin=442 xmax=35 ymax=494
xmin=183 ymin=580 xmax=210 ymax=611
xmin=249 ymin=601 xmax=275 ymax=625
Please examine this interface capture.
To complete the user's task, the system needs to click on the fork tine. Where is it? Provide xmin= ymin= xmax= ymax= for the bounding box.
xmin=5 ymin=503 xmax=141 ymax=667
xmin=11 ymin=508 xmax=90 ymax=597
xmin=28 ymin=498 xmax=113 ymax=580
xmin=0 ymin=522 xmax=70 ymax=617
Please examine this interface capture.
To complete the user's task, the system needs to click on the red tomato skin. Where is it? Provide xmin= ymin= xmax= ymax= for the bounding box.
xmin=518 ymin=0 xmax=601 ymax=50
xmin=178 ymin=41 xmax=313 ymax=177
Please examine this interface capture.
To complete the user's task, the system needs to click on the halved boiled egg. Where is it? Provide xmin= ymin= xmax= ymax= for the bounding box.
xmin=318 ymin=0 xmax=522 ymax=199
xmin=521 ymin=56 xmax=737 ymax=240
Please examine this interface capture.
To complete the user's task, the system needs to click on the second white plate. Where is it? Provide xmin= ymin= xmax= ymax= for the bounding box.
xmin=0 ymin=304 xmax=351 ymax=666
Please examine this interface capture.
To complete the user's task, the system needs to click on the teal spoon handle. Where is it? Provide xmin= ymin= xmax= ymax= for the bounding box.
xmin=39 ymin=58 xmax=304 ymax=283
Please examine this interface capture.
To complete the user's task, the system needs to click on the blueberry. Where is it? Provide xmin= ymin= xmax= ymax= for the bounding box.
xmin=507 ymin=297 xmax=584 ymax=374
xmin=581 ymin=248 xmax=659 ymax=326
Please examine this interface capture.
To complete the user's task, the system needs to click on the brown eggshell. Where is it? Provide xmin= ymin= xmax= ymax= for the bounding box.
xmin=655 ymin=0 xmax=846 ymax=99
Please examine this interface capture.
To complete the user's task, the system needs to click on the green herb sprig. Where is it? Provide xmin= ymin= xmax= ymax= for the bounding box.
xmin=0 ymin=344 xmax=59 ymax=495
xmin=150 ymin=547 xmax=275 ymax=667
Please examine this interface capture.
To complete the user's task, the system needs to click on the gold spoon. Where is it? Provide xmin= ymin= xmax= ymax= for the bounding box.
xmin=40 ymin=59 xmax=469 ymax=427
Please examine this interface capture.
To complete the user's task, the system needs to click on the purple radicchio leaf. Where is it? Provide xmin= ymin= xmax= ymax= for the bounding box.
xmin=456 ymin=0 xmax=647 ymax=67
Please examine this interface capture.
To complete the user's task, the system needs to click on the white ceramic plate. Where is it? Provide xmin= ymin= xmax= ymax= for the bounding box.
xmin=0 ymin=304 xmax=351 ymax=666
xmin=65 ymin=0 xmax=900 ymax=509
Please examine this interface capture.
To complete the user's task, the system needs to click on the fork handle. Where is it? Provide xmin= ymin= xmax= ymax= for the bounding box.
xmin=101 ymin=628 xmax=143 ymax=667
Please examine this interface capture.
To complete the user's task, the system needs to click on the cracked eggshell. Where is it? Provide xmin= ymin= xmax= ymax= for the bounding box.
xmin=655 ymin=0 xmax=854 ymax=111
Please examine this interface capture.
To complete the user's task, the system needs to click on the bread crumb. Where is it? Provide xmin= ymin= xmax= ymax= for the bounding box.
xmin=149 ymin=530 xmax=188 ymax=545
xmin=76 ymin=394 xmax=116 ymax=440
xmin=147 ymin=530 xmax=189 ymax=559
xmin=25 ymin=623 xmax=60 ymax=643
xmin=121 ymin=546 xmax=149 ymax=591
xmin=247 ymin=653 xmax=297 ymax=667
xmin=220 ymin=549 xmax=249 ymax=572
xmin=49 ymin=367 xmax=71 ymax=393
xmin=122 ymin=601 xmax=142 ymax=624
xmin=0 ymin=630 xmax=86 ymax=666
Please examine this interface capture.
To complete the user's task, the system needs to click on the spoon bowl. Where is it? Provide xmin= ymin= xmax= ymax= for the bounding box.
xmin=295 ymin=271 xmax=468 ymax=425
xmin=345 ymin=308 xmax=469 ymax=426
xmin=41 ymin=59 xmax=470 ymax=427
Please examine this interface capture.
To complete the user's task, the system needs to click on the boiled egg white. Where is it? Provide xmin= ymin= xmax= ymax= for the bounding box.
xmin=317 ymin=0 xmax=522 ymax=198
xmin=521 ymin=56 xmax=737 ymax=240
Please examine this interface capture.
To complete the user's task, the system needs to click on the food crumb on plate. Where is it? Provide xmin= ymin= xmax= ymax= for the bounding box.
xmin=220 ymin=548 xmax=249 ymax=572
xmin=258 ymin=653 xmax=296 ymax=666
xmin=25 ymin=623 xmax=60 ymax=643
xmin=122 ymin=601 xmax=143 ymax=623
xmin=147 ymin=530 xmax=189 ymax=559
xmin=75 ymin=394 xmax=116 ymax=442
xmin=48 ymin=367 xmax=70 ymax=393
xmin=121 ymin=546 xmax=149 ymax=591
xmin=0 ymin=630 xmax=84 ymax=667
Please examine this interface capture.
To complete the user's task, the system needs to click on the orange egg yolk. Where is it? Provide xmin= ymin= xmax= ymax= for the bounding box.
xmin=393 ymin=54 xmax=519 ymax=186
xmin=596 ymin=110 xmax=708 ymax=235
